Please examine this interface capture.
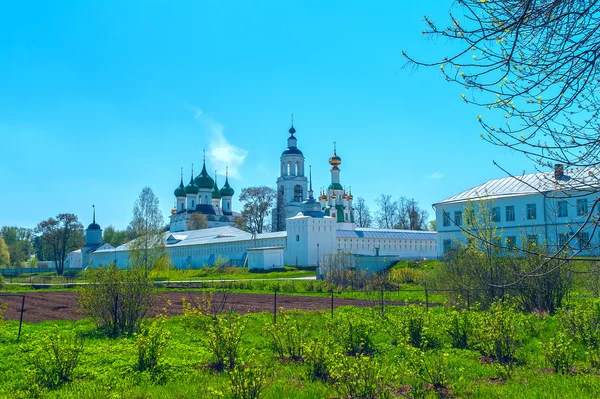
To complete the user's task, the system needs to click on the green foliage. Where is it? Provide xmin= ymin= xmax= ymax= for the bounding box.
xmin=558 ymin=300 xmax=600 ymax=349
xmin=444 ymin=308 xmax=473 ymax=349
xmin=388 ymin=267 xmax=425 ymax=285
xmin=0 ymin=236 xmax=10 ymax=267
xmin=330 ymin=354 xmax=390 ymax=399
xmin=205 ymin=312 xmax=246 ymax=372
xmin=304 ymin=335 xmax=335 ymax=382
xmin=264 ymin=309 xmax=310 ymax=361
xmin=228 ymin=356 xmax=268 ymax=399
xmin=21 ymin=326 xmax=83 ymax=389
xmin=78 ymin=263 xmax=156 ymax=336
xmin=471 ymin=301 xmax=526 ymax=370
xmin=135 ymin=315 xmax=172 ymax=373
xmin=403 ymin=347 xmax=450 ymax=391
xmin=545 ymin=332 xmax=575 ymax=374
xmin=332 ymin=311 xmax=377 ymax=356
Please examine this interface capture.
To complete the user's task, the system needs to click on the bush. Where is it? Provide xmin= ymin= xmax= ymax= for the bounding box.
xmin=331 ymin=354 xmax=390 ymax=399
xmin=228 ymin=356 xmax=268 ymax=399
xmin=404 ymin=346 xmax=449 ymax=391
xmin=264 ymin=309 xmax=310 ymax=361
xmin=559 ymin=300 xmax=600 ymax=349
xmin=332 ymin=311 xmax=377 ymax=356
xmin=546 ymin=332 xmax=575 ymax=374
xmin=22 ymin=326 xmax=83 ymax=389
xmin=388 ymin=267 xmax=425 ymax=285
xmin=205 ymin=312 xmax=246 ymax=372
xmin=304 ymin=336 xmax=335 ymax=382
xmin=135 ymin=314 xmax=171 ymax=373
xmin=78 ymin=263 xmax=156 ymax=337
xmin=444 ymin=308 xmax=473 ymax=349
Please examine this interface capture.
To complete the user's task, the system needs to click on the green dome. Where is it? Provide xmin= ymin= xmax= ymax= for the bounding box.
xmin=194 ymin=162 xmax=214 ymax=189
xmin=212 ymin=174 xmax=222 ymax=199
xmin=328 ymin=183 xmax=344 ymax=191
xmin=185 ymin=175 xmax=199 ymax=195
xmin=220 ymin=176 xmax=235 ymax=197
xmin=174 ymin=176 xmax=186 ymax=197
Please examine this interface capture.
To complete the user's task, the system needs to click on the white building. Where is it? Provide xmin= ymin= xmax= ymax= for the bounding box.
xmin=434 ymin=165 xmax=599 ymax=258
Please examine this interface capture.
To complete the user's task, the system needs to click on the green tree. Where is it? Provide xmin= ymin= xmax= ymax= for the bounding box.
xmin=35 ymin=214 xmax=84 ymax=275
xmin=129 ymin=187 xmax=166 ymax=271
xmin=102 ymin=225 xmax=129 ymax=248
xmin=186 ymin=213 xmax=208 ymax=230
xmin=239 ymin=186 xmax=276 ymax=234
xmin=0 ymin=237 xmax=10 ymax=267
xmin=0 ymin=226 xmax=34 ymax=267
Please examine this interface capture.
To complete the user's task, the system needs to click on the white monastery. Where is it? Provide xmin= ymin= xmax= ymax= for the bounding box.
xmin=79 ymin=119 xmax=437 ymax=270
xmin=434 ymin=164 xmax=600 ymax=258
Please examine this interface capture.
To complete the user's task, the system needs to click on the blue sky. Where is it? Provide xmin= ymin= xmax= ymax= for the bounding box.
xmin=0 ymin=1 xmax=533 ymax=230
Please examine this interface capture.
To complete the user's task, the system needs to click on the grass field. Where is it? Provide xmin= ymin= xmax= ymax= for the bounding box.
xmin=2 ymin=302 xmax=600 ymax=398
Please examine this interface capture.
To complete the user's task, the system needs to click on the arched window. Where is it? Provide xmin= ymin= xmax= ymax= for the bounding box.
xmin=296 ymin=161 xmax=301 ymax=176
xmin=294 ymin=185 xmax=303 ymax=202
xmin=287 ymin=162 xmax=293 ymax=176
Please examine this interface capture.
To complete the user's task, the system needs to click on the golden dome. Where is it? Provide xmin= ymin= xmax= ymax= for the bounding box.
xmin=171 ymin=207 xmax=177 ymax=215
xmin=328 ymin=142 xmax=342 ymax=166
xmin=331 ymin=193 xmax=337 ymax=199
xmin=342 ymin=193 xmax=348 ymax=199
xmin=347 ymin=194 xmax=354 ymax=200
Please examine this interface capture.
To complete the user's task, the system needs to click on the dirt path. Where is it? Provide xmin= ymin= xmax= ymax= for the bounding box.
xmin=1 ymin=291 xmax=410 ymax=322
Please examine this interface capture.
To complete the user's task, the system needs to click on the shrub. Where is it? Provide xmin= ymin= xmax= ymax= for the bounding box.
xmin=205 ymin=312 xmax=246 ymax=372
xmin=444 ymin=308 xmax=473 ymax=349
xmin=304 ymin=336 xmax=335 ymax=382
xmin=386 ymin=306 xmax=436 ymax=349
xmin=331 ymin=354 xmax=390 ymax=399
xmin=228 ymin=356 xmax=268 ymax=399
xmin=559 ymin=300 xmax=600 ymax=349
xmin=404 ymin=346 xmax=449 ymax=391
xmin=135 ymin=314 xmax=171 ymax=373
xmin=22 ymin=326 xmax=83 ymax=389
xmin=545 ymin=332 xmax=575 ymax=374
xmin=332 ymin=311 xmax=377 ymax=356
xmin=471 ymin=301 xmax=525 ymax=366
xmin=78 ymin=263 xmax=156 ymax=337
xmin=264 ymin=309 xmax=310 ymax=361
xmin=280 ymin=280 xmax=297 ymax=293
xmin=388 ymin=267 xmax=425 ymax=285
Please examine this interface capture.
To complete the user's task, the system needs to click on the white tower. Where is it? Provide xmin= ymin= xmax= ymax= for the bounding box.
xmin=82 ymin=205 xmax=102 ymax=267
xmin=185 ymin=166 xmax=199 ymax=211
xmin=220 ymin=167 xmax=235 ymax=214
xmin=276 ymin=115 xmax=308 ymax=220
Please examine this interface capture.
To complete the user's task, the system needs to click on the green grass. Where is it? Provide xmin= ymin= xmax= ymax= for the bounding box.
xmin=2 ymin=303 xmax=600 ymax=398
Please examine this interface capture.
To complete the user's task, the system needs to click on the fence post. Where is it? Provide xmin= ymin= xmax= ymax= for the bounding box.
xmin=424 ymin=284 xmax=429 ymax=314
xmin=331 ymin=289 xmax=334 ymax=319
xmin=113 ymin=294 xmax=118 ymax=337
xmin=17 ymin=295 xmax=25 ymax=341
xmin=273 ymin=291 xmax=277 ymax=324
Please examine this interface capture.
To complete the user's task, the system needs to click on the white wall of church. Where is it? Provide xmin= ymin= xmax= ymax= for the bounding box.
xmin=285 ymin=216 xmax=337 ymax=267
xmin=335 ymin=236 xmax=437 ymax=260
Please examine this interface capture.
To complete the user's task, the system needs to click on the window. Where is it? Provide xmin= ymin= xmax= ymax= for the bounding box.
xmin=296 ymin=235 xmax=300 ymax=242
xmin=506 ymin=236 xmax=517 ymax=248
xmin=294 ymin=185 xmax=303 ymax=202
xmin=558 ymin=233 xmax=569 ymax=248
xmin=443 ymin=212 xmax=451 ymax=227
xmin=527 ymin=234 xmax=538 ymax=246
xmin=577 ymin=199 xmax=589 ymax=216
xmin=505 ymin=206 xmax=515 ymax=222
xmin=558 ymin=200 xmax=568 ymax=218
xmin=442 ymin=239 xmax=452 ymax=254
xmin=454 ymin=211 xmax=462 ymax=226
xmin=526 ymin=204 xmax=537 ymax=220
xmin=579 ymin=232 xmax=590 ymax=249
xmin=492 ymin=207 xmax=501 ymax=223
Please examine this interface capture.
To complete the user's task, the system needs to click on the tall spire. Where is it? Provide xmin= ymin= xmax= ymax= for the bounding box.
xmin=333 ymin=141 xmax=337 ymax=155
xmin=309 ymin=165 xmax=313 ymax=192
xmin=93 ymin=205 xmax=96 ymax=224
xmin=288 ymin=114 xmax=296 ymax=135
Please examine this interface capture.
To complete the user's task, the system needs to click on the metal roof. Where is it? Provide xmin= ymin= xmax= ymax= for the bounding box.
xmin=337 ymin=228 xmax=436 ymax=241
xmin=435 ymin=167 xmax=600 ymax=206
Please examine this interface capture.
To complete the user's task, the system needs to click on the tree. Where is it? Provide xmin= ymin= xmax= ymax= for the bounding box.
xmin=102 ymin=225 xmax=130 ymax=248
xmin=0 ymin=226 xmax=34 ymax=267
xmin=375 ymin=195 xmax=398 ymax=229
xmin=405 ymin=1 xmax=600 ymax=170
xmin=428 ymin=220 xmax=437 ymax=232
xmin=272 ymin=186 xmax=286 ymax=232
xmin=239 ymin=186 xmax=276 ymax=234
xmin=129 ymin=187 xmax=166 ymax=271
xmin=0 ymin=237 xmax=10 ymax=267
xmin=354 ymin=197 xmax=373 ymax=228
xmin=406 ymin=1 xmax=600 ymax=280
xmin=232 ymin=216 xmax=248 ymax=231
xmin=186 ymin=213 xmax=208 ymax=230
xmin=35 ymin=214 xmax=84 ymax=275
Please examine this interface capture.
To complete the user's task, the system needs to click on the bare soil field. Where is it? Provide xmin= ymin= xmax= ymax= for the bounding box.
xmin=1 ymin=291 xmax=413 ymax=322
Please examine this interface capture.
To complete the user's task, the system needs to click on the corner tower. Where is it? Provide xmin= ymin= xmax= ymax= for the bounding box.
xmin=275 ymin=115 xmax=309 ymax=224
